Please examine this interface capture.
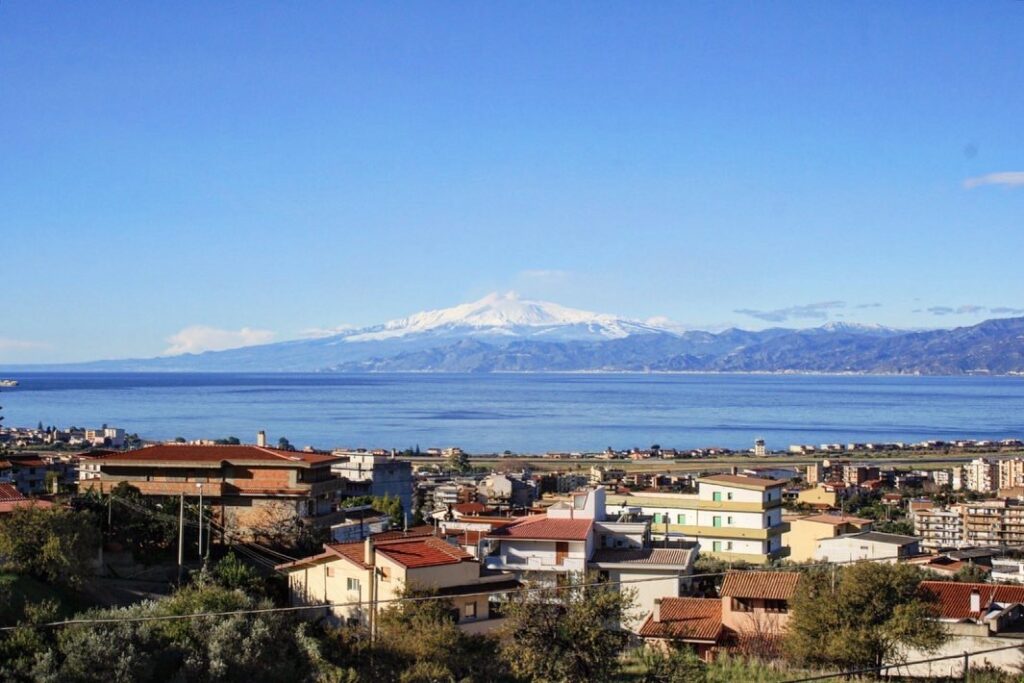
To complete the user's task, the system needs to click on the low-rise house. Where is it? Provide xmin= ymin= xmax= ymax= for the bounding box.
xmin=0 ymin=456 xmax=48 ymax=495
xmin=278 ymin=535 xmax=518 ymax=634
xmin=639 ymin=570 xmax=801 ymax=661
xmin=990 ymin=557 xmax=1024 ymax=584
xmin=813 ymin=531 xmax=921 ymax=564
xmin=0 ymin=483 xmax=54 ymax=515
xmin=783 ymin=514 xmax=874 ymax=563
xmin=589 ymin=546 xmax=697 ymax=630
xmin=897 ymin=581 xmax=1024 ymax=677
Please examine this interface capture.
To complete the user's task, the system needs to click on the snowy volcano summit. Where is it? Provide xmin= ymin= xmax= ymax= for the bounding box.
xmin=342 ymin=292 xmax=669 ymax=343
xmin=16 ymin=293 xmax=1024 ymax=375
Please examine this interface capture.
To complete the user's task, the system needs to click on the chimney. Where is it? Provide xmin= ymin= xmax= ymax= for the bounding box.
xmin=256 ymin=431 xmax=267 ymax=448
xmin=364 ymin=537 xmax=375 ymax=566
xmin=653 ymin=598 xmax=662 ymax=623
xmin=970 ymin=589 xmax=982 ymax=614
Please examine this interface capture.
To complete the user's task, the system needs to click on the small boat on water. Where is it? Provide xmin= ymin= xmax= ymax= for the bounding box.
xmin=0 ymin=379 xmax=18 ymax=387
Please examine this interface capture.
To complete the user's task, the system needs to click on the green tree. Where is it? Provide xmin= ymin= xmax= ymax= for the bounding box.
xmin=277 ymin=437 xmax=293 ymax=451
xmin=371 ymin=588 xmax=511 ymax=683
xmin=952 ymin=563 xmax=990 ymax=583
xmin=0 ymin=506 xmax=100 ymax=588
xmin=499 ymin=573 xmax=636 ymax=683
xmin=446 ymin=449 xmax=470 ymax=473
xmin=784 ymin=562 xmax=946 ymax=673
xmin=43 ymin=580 xmax=314 ymax=682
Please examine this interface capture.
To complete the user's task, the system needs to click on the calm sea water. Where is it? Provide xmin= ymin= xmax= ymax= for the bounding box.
xmin=2 ymin=372 xmax=1024 ymax=454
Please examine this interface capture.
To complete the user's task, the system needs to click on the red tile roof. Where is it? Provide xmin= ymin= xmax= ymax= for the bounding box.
xmin=638 ymin=598 xmax=723 ymax=642
xmin=920 ymin=581 xmax=1024 ymax=620
xmin=720 ymin=571 xmax=801 ymax=600
xmin=0 ymin=499 xmax=55 ymax=514
xmin=453 ymin=502 xmax=487 ymax=515
xmin=369 ymin=525 xmax=437 ymax=542
xmin=374 ymin=537 xmax=473 ymax=569
xmin=99 ymin=444 xmax=337 ymax=466
xmin=0 ymin=484 xmax=26 ymax=503
xmin=487 ymin=515 xmax=593 ymax=541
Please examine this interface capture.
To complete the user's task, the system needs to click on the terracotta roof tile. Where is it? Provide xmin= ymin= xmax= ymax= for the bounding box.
xmin=0 ymin=484 xmax=25 ymax=503
xmin=487 ymin=515 xmax=593 ymax=541
xmin=638 ymin=598 xmax=723 ymax=642
xmin=453 ymin=502 xmax=487 ymax=515
xmin=374 ymin=537 xmax=473 ymax=569
xmin=920 ymin=581 xmax=1024 ymax=620
xmin=590 ymin=547 xmax=696 ymax=566
xmin=99 ymin=444 xmax=337 ymax=466
xmin=720 ymin=571 xmax=800 ymax=600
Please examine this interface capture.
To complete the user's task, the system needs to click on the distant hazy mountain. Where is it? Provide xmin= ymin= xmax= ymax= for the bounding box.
xmin=9 ymin=293 xmax=1024 ymax=375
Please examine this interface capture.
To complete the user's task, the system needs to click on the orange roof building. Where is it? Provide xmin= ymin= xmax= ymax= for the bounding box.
xmin=95 ymin=444 xmax=346 ymax=540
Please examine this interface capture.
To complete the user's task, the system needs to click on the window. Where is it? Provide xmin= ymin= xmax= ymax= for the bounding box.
xmin=727 ymin=516 xmax=734 ymax=525
xmin=764 ymin=600 xmax=788 ymax=614
xmin=713 ymin=516 xmax=722 ymax=528
xmin=346 ymin=578 xmax=360 ymax=592
xmin=463 ymin=602 xmax=477 ymax=619
xmin=652 ymin=513 xmax=662 ymax=523
xmin=732 ymin=597 xmax=753 ymax=613
xmin=712 ymin=492 xmax=722 ymax=502
xmin=712 ymin=541 xmax=722 ymax=552
xmin=726 ymin=541 xmax=733 ymax=550
xmin=727 ymin=492 xmax=734 ymax=501
xmin=676 ymin=514 xmax=686 ymax=525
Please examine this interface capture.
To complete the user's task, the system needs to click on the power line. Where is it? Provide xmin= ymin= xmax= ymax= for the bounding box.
xmin=0 ymin=571 xmax=721 ymax=632
xmin=782 ymin=642 xmax=1024 ymax=682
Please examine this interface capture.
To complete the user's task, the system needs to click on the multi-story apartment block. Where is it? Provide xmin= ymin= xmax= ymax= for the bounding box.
xmin=963 ymin=499 xmax=1024 ymax=547
xmin=842 ymin=465 xmax=880 ymax=487
xmin=964 ymin=458 xmax=997 ymax=493
xmin=606 ymin=474 xmax=788 ymax=564
xmin=999 ymin=458 xmax=1024 ymax=491
xmin=914 ymin=506 xmax=966 ymax=550
xmin=96 ymin=444 xmax=347 ymax=540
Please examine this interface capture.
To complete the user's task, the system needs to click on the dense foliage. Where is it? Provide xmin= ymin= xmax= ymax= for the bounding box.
xmin=0 ymin=505 xmax=100 ymax=587
xmin=784 ymin=562 xmax=946 ymax=672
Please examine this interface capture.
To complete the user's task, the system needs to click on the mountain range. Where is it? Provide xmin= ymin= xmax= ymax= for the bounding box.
xmin=10 ymin=292 xmax=1024 ymax=375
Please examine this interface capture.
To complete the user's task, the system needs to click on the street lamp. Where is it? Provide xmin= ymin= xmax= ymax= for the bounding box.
xmin=196 ymin=483 xmax=203 ymax=560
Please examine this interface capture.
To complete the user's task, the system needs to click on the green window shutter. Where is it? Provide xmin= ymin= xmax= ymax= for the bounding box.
xmin=713 ymin=541 xmax=722 ymax=552
xmin=713 ymin=516 xmax=722 ymax=528
xmin=653 ymin=513 xmax=662 ymax=523
xmin=712 ymin=492 xmax=722 ymax=502
xmin=677 ymin=514 xmax=686 ymax=525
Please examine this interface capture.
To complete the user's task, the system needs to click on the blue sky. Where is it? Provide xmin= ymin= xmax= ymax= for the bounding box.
xmin=2 ymin=2 xmax=1022 ymax=362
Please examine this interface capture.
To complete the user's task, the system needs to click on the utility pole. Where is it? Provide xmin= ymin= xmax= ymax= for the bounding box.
xmin=177 ymin=492 xmax=185 ymax=584
xmin=197 ymin=483 xmax=204 ymax=560
xmin=107 ymin=491 xmax=112 ymax=528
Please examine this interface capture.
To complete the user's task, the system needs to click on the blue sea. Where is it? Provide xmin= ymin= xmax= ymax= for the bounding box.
xmin=2 ymin=372 xmax=1024 ymax=454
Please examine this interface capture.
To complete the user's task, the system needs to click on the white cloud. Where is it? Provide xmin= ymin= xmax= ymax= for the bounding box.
xmin=162 ymin=326 xmax=275 ymax=356
xmin=963 ymin=172 xmax=1024 ymax=189
xmin=0 ymin=337 xmax=49 ymax=352
xmin=299 ymin=324 xmax=358 ymax=339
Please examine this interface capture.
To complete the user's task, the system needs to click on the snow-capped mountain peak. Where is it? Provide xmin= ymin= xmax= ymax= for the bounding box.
xmin=342 ymin=292 xmax=669 ymax=342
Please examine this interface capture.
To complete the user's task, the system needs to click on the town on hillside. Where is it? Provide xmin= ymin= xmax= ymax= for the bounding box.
xmin=4 ymin=426 xmax=1024 ymax=680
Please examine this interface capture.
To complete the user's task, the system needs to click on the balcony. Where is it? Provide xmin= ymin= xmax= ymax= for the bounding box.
xmin=484 ymin=555 xmax=586 ymax=573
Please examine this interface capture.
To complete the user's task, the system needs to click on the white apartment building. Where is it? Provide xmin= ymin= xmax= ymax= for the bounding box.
xmin=991 ymin=558 xmax=1024 ymax=584
xmin=914 ymin=506 xmax=966 ymax=550
xmin=606 ymin=474 xmax=788 ymax=564
xmin=964 ymin=458 xmax=997 ymax=493
xmin=999 ymin=458 xmax=1024 ymax=490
